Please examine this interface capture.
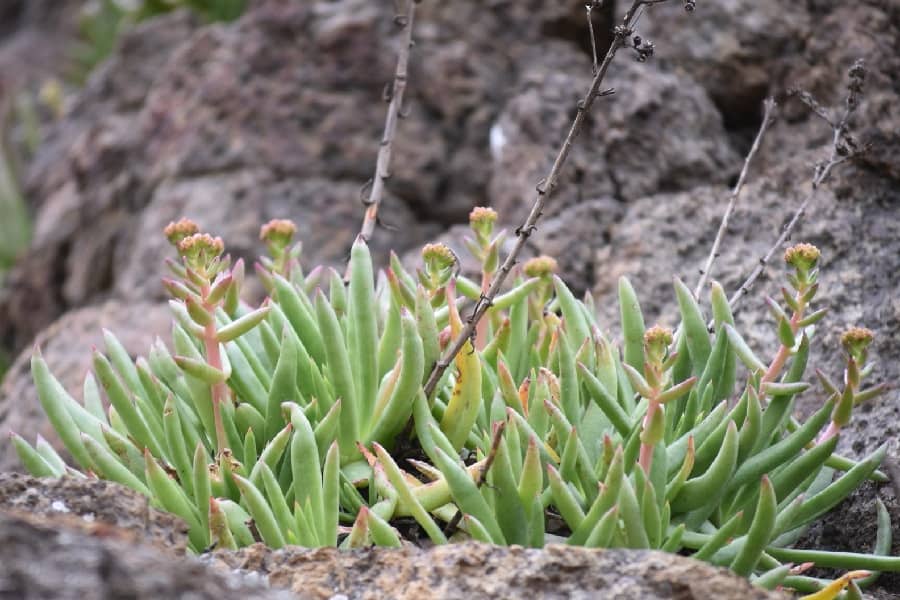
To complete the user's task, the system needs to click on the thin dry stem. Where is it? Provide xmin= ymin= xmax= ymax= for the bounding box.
xmin=693 ymin=98 xmax=776 ymax=298
xmin=424 ymin=0 xmax=675 ymax=399
xmin=638 ymin=399 xmax=659 ymax=472
xmin=586 ymin=3 xmax=599 ymax=74
xmin=728 ymin=128 xmax=849 ymax=309
xmin=727 ymin=91 xmax=862 ymax=312
xmin=358 ymin=0 xmax=417 ymax=244
xmin=201 ymin=289 xmax=228 ymax=454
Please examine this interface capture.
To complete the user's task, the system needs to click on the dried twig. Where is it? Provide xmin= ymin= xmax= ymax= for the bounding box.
xmin=727 ymin=61 xmax=867 ymax=312
xmin=443 ymin=420 xmax=506 ymax=537
xmin=357 ymin=0 xmax=418 ymax=244
xmin=423 ymin=0 xmax=678 ymax=399
xmin=693 ymin=98 xmax=777 ymax=299
xmin=586 ymin=3 xmax=599 ymax=74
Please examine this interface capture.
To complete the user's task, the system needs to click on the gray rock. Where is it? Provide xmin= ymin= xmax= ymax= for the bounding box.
xmin=5 ymin=0 xmax=552 ymax=356
xmin=1 ymin=12 xmax=200 ymax=354
xmin=207 ymin=542 xmax=786 ymax=600
xmin=0 ymin=0 xmax=81 ymax=96
xmin=0 ymin=508 xmax=293 ymax=600
xmin=777 ymin=2 xmax=900 ymax=182
xmin=796 ymin=479 xmax=900 ymax=599
xmin=488 ymin=42 xmax=739 ymax=226
xmin=634 ymin=0 xmax=810 ymax=126
xmin=0 ymin=473 xmax=188 ymax=553
xmin=0 ymin=475 xmax=783 ymax=600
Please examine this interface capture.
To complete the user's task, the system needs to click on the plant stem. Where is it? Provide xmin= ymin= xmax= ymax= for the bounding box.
xmin=638 ymin=399 xmax=659 ymax=472
xmin=424 ymin=0 xmax=674 ymax=399
xmin=694 ymin=98 xmax=776 ymax=299
xmin=727 ymin=75 xmax=863 ymax=313
xmin=202 ymin=286 xmax=228 ymax=454
xmin=358 ymin=0 xmax=417 ymax=244
xmin=761 ymin=290 xmax=805 ymax=384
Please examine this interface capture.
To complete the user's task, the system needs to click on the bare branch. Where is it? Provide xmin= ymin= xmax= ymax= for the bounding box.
xmin=693 ymin=98 xmax=776 ymax=298
xmin=423 ymin=0 xmax=678 ymax=399
xmin=727 ymin=61 xmax=867 ymax=312
xmin=586 ymin=3 xmax=599 ymax=74
xmin=357 ymin=0 xmax=417 ymax=244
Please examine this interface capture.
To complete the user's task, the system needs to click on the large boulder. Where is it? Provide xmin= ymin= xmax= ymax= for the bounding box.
xmin=634 ymin=0 xmax=810 ymax=128
xmin=207 ymin=542 xmax=786 ymax=600
xmin=0 ymin=473 xmax=188 ymax=552
xmin=487 ymin=42 xmax=739 ymax=226
xmin=2 ymin=0 xmax=633 ymax=357
xmin=0 ymin=0 xmax=81 ymax=98
xmin=0 ymin=508 xmax=292 ymax=600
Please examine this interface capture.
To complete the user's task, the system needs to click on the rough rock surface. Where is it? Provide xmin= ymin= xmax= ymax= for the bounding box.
xmin=0 ymin=0 xmax=81 ymax=100
xmin=0 ymin=11 xmax=200 ymax=354
xmin=0 ymin=5 xmax=428 ymax=355
xmin=208 ymin=543 xmax=786 ymax=600
xmin=780 ymin=1 xmax=900 ymax=184
xmin=0 ymin=301 xmax=170 ymax=472
xmin=0 ymin=478 xmax=784 ymax=600
xmin=635 ymin=0 xmax=810 ymax=127
xmin=2 ymin=0 xmax=635 ymax=356
xmin=0 ymin=473 xmax=188 ymax=553
xmin=0 ymin=508 xmax=293 ymax=600
xmin=0 ymin=0 xmax=744 ymax=355
xmin=488 ymin=43 xmax=738 ymax=226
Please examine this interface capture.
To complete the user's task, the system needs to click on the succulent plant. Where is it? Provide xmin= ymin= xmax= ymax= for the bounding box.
xmin=12 ymin=211 xmax=897 ymax=596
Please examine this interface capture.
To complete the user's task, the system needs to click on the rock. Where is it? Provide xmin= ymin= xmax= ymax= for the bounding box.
xmin=0 ymin=0 xmax=81 ymax=97
xmin=488 ymin=42 xmax=738 ymax=226
xmin=796 ymin=479 xmax=900 ymax=599
xmin=208 ymin=542 xmax=786 ymax=599
xmin=778 ymin=1 xmax=900 ymax=182
xmin=113 ymin=174 xmax=431 ymax=302
xmin=5 ymin=0 xmax=521 ymax=357
xmin=0 ymin=473 xmax=188 ymax=553
xmin=0 ymin=508 xmax=294 ymax=600
xmin=635 ymin=0 xmax=810 ymax=128
xmin=0 ymin=301 xmax=170 ymax=472
xmin=0 ymin=12 xmax=200 ymax=354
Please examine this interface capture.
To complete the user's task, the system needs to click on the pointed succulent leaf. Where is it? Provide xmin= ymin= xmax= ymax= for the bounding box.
xmin=618 ymin=277 xmax=646 ymax=372
xmin=216 ymin=305 xmax=271 ymax=343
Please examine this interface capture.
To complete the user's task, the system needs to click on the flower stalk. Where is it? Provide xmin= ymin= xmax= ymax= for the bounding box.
xmin=761 ymin=244 xmax=820 ymax=385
